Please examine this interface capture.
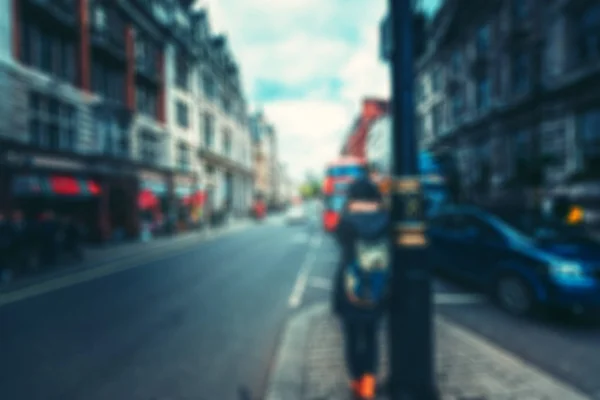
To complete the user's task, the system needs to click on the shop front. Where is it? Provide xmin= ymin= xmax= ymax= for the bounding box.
xmin=138 ymin=170 xmax=170 ymax=240
xmin=1 ymin=151 xmax=106 ymax=242
xmin=173 ymin=174 xmax=204 ymax=231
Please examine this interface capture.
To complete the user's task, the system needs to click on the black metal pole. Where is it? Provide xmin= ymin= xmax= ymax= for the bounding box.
xmin=388 ymin=0 xmax=437 ymax=398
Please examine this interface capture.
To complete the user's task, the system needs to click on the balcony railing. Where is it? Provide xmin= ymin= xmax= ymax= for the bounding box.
xmin=135 ymin=57 xmax=158 ymax=81
xmin=90 ymin=26 xmax=126 ymax=58
xmin=28 ymin=0 xmax=77 ymax=26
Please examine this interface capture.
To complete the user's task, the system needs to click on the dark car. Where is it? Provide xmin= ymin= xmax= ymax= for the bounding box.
xmin=428 ymin=206 xmax=600 ymax=317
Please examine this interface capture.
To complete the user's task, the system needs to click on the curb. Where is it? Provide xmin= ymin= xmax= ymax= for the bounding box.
xmin=0 ymin=219 xmax=251 ymax=299
xmin=264 ymin=304 xmax=328 ymax=400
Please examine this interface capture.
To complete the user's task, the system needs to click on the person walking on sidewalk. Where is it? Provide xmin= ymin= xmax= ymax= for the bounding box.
xmin=332 ymin=178 xmax=390 ymax=399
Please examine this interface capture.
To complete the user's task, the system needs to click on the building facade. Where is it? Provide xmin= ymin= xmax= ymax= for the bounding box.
xmin=196 ymin=27 xmax=253 ymax=218
xmin=410 ymin=0 xmax=600 ymax=227
xmin=274 ymin=162 xmax=293 ymax=207
xmin=0 ymin=0 xmax=254 ymax=241
xmin=250 ymin=111 xmax=278 ymax=204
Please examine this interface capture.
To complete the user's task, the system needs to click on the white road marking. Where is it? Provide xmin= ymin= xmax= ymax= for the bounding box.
xmin=288 ymin=235 xmax=323 ymax=308
xmin=434 ymin=293 xmax=486 ymax=305
xmin=292 ymin=233 xmax=309 ymax=243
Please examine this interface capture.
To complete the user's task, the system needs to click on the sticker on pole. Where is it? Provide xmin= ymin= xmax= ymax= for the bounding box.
xmin=393 ymin=176 xmax=427 ymax=248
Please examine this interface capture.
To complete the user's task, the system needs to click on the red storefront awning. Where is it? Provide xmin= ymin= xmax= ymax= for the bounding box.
xmin=50 ymin=176 xmax=80 ymax=195
xmin=12 ymin=175 xmax=102 ymax=197
xmin=182 ymin=191 xmax=205 ymax=206
xmin=138 ymin=189 xmax=159 ymax=209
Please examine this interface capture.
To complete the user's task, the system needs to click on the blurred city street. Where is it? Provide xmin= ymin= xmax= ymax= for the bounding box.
xmin=1 ymin=210 xmax=600 ymax=399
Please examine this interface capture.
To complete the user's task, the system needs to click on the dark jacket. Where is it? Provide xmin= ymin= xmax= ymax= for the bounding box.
xmin=332 ymin=209 xmax=390 ymax=322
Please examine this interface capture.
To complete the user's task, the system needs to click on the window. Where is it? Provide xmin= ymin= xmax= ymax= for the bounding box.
xmin=476 ymin=24 xmax=490 ymax=55
xmin=512 ymin=0 xmax=528 ymax=21
xmin=92 ymin=61 xmax=126 ymax=103
xmin=176 ymin=101 xmax=189 ymax=128
xmin=415 ymin=115 xmax=424 ymax=141
xmin=223 ymin=130 xmax=232 ymax=156
xmin=203 ymin=73 xmax=216 ymax=99
xmin=134 ymin=30 xmax=157 ymax=76
xmin=136 ymin=84 xmax=157 ymax=117
xmin=20 ymin=21 xmax=77 ymax=85
xmin=98 ymin=115 xmax=128 ymax=157
xmin=28 ymin=92 xmax=77 ymax=151
xmin=512 ymin=130 xmax=531 ymax=175
xmin=92 ymin=3 xmax=107 ymax=32
xmin=203 ymin=113 xmax=214 ymax=148
xmin=222 ymin=96 xmax=232 ymax=114
xmin=577 ymin=5 xmax=600 ymax=64
xmin=139 ymin=131 xmax=158 ymax=164
xmin=451 ymin=50 xmax=462 ymax=73
xmin=451 ymin=88 xmax=464 ymax=122
xmin=512 ymin=51 xmax=529 ymax=95
xmin=175 ymin=53 xmax=189 ymax=89
xmin=476 ymin=76 xmax=490 ymax=111
xmin=432 ymin=69 xmax=441 ymax=92
xmin=177 ymin=142 xmax=190 ymax=170
xmin=432 ymin=103 xmax=442 ymax=137
xmin=416 ymin=78 xmax=425 ymax=101
xmin=577 ymin=109 xmax=600 ymax=166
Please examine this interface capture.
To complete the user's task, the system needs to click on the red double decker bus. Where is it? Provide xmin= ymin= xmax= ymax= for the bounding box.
xmin=322 ymin=157 xmax=368 ymax=232
xmin=322 ymin=157 xmax=367 ymax=195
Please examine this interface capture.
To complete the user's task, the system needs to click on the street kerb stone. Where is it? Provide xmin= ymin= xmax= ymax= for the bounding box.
xmin=264 ymin=305 xmax=327 ymax=400
xmin=265 ymin=302 xmax=591 ymax=400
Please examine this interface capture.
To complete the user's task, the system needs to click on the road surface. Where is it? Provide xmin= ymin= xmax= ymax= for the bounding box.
xmin=1 ymin=215 xmax=599 ymax=399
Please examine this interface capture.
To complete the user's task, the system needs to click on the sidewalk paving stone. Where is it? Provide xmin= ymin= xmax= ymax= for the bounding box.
xmin=265 ymin=303 xmax=591 ymax=400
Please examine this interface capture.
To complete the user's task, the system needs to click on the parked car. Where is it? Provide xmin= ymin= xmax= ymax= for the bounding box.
xmin=428 ymin=206 xmax=600 ymax=317
xmin=286 ymin=205 xmax=306 ymax=224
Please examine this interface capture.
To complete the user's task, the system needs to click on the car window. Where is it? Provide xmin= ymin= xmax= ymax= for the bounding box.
xmin=457 ymin=214 xmax=503 ymax=242
xmin=430 ymin=214 xmax=456 ymax=231
xmin=325 ymin=196 xmax=346 ymax=211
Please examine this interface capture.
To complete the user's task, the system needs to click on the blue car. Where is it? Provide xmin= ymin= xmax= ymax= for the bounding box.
xmin=428 ymin=206 xmax=600 ymax=317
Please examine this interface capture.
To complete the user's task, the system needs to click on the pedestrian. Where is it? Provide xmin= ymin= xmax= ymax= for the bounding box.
xmin=331 ymin=178 xmax=390 ymax=400
xmin=0 ymin=211 xmax=14 ymax=282
xmin=39 ymin=210 xmax=60 ymax=266
xmin=9 ymin=209 xmax=28 ymax=272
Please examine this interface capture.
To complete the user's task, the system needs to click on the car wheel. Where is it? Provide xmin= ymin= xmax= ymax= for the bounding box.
xmin=495 ymin=274 xmax=535 ymax=316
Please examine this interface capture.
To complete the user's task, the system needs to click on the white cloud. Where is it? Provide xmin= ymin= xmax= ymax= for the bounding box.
xmin=262 ymin=100 xmax=351 ymax=180
xmin=195 ymin=0 xmax=391 ymax=182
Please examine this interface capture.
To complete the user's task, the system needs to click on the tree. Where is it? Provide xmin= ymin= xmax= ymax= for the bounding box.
xmin=299 ymin=179 xmax=321 ymax=199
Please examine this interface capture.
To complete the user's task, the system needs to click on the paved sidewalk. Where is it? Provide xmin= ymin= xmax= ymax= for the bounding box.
xmin=0 ymin=218 xmax=251 ymax=293
xmin=265 ymin=303 xmax=591 ymax=400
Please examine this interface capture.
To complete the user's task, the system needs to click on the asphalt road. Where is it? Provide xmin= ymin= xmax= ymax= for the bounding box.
xmin=0 ymin=218 xmax=314 ymax=400
xmin=2 ymin=213 xmax=600 ymax=399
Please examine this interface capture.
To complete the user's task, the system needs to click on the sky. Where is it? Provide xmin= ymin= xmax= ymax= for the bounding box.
xmin=194 ymin=0 xmax=441 ymax=183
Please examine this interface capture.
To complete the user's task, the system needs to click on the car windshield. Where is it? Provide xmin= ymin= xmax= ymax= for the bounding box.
xmin=327 ymin=165 xmax=366 ymax=179
xmin=326 ymin=196 xmax=346 ymax=211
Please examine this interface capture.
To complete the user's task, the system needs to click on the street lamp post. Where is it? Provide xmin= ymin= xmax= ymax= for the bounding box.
xmin=387 ymin=0 xmax=438 ymax=399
